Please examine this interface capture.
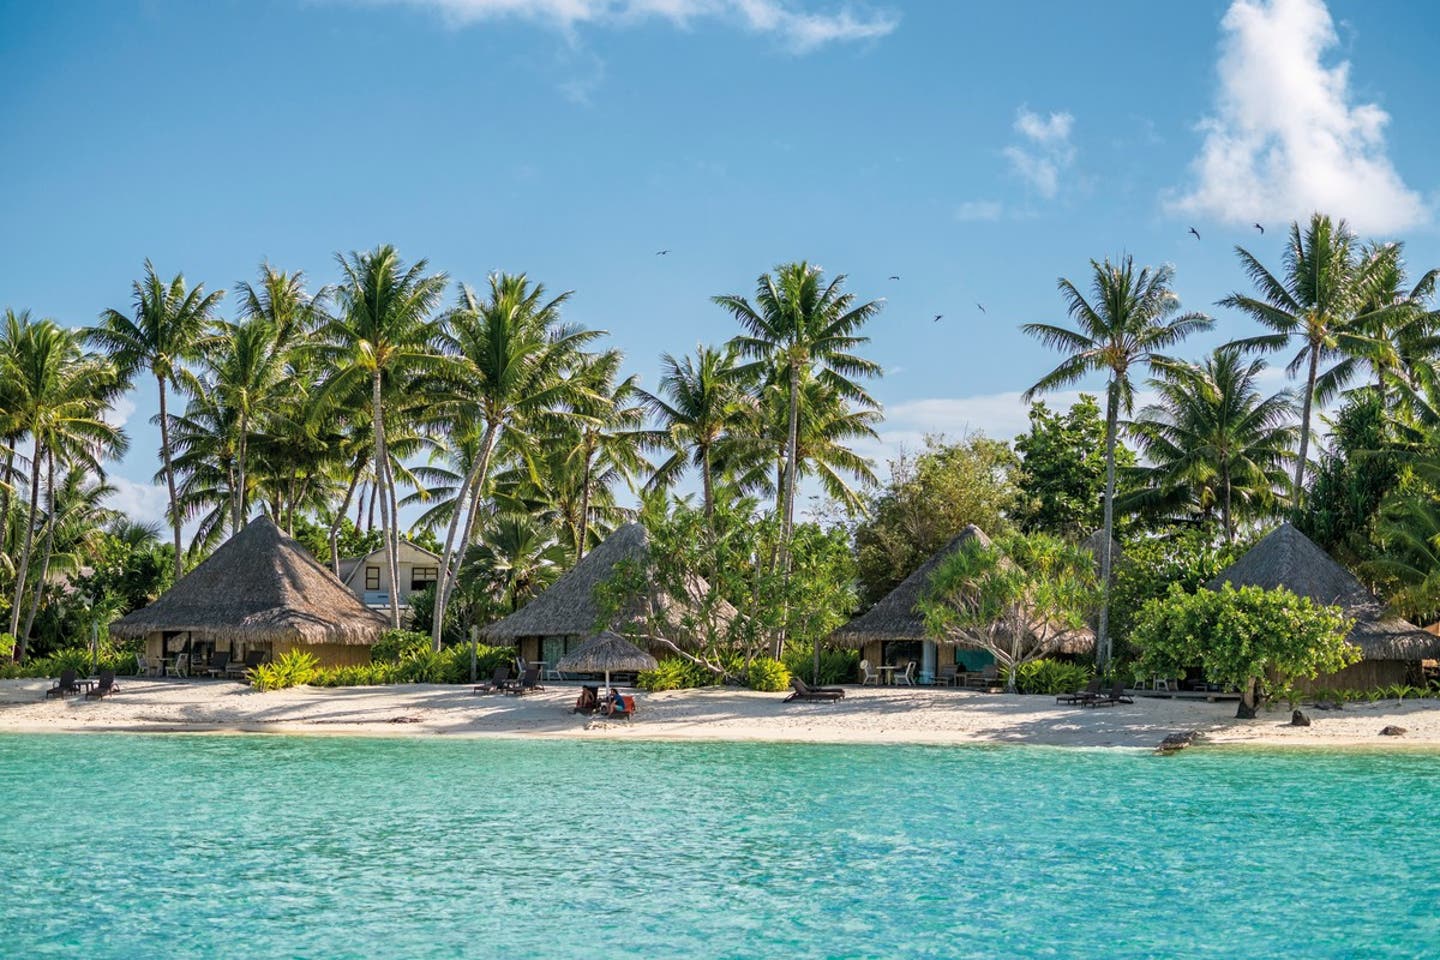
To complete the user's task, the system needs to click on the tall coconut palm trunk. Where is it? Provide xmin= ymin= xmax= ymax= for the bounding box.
xmin=1294 ymin=348 xmax=1319 ymax=504
xmin=1097 ymin=381 xmax=1120 ymax=669
xmin=372 ymin=373 xmax=401 ymax=629
xmin=8 ymin=435 xmax=43 ymax=648
xmin=780 ymin=365 xmax=800 ymax=570
xmin=157 ymin=375 xmax=184 ymax=583
xmin=329 ymin=458 xmax=365 ymax=576
xmin=432 ymin=423 xmax=500 ymax=650
xmin=20 ymin=450 xmax=56 ymax=644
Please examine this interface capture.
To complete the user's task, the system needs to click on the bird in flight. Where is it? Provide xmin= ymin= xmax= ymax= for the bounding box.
xmin=655 ymin=249 xmax=670 ymax=256
xmin=888 ymin=275 xmax=901 ymax=280
xmin=1254 ymin=223 xmax=1265 ymax=235
xmin=933 ymin=314 xmax=943 ymax=323
xmin=1188 ymin=227 xmax=1201 ymax=240
xmin=976 ymin=303 xmax=987 ymax=314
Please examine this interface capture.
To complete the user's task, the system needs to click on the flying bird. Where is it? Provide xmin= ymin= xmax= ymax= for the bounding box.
xmin=888 ymin=275 xmax=901 ymax=280
xmin=655 ymin=249 xmax=670 ymax=256
xmin=976 ymin=303 xmax=987 ymax=314
xmin=1254 ymin=223 xmax=1265 ymax=235
xmin=1188 ymin=227 xmax=1201 ymax=240
xmin=933 ymin=314 xmax=943 ymax=323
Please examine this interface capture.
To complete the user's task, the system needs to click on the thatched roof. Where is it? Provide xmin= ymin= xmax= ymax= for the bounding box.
xmin=830 ymin=526 xmax=992 ymax=647
xmin=556 ymin=631 xmax=658 ymax=674
xmin=1080 ymin=528 xmax=1122 ymax=569
xmin=481 ymin=522 xmax=734 ymax=642
xmin=110 ymin=516 xmax=388 ymax=646
xmin=1207 ymin=523 xmax=1440 ymax=661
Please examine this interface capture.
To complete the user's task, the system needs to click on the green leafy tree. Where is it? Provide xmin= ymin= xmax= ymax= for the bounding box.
xmin=1022 ymin=255 xmax=1213 ymax=666
xmin=854 ymin=433 xmax=1020 ymax=606
xmin=1013 ymin=394 xmax=1132 ymax=539
xmin=317 ymin=245 xmax=448 ymax=628
xmin=1131 ymin=582 xmax=1359 ymax=717
xmin=1222 ymin=214 xmax=1387 ymax=500
xmin=90 ymin=260 xmax=223 ymax=582
xmin=920 ymin=531 xmax=1100 ymax=693
xmin=1296 ymin=391 xmax=1400 ymax=570
xmin=717 ymin=262 xmax=883 ymax=581
xmin=1123 ymin=349 xmax=1297 ymax=542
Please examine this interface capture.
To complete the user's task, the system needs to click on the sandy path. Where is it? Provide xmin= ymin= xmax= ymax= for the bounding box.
xmin=4 ymin=678 xmax=1438 ymax=749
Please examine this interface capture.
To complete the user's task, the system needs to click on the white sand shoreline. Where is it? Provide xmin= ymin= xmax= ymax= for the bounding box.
xmin=3 ymin=678 xmax=1439 ymax=751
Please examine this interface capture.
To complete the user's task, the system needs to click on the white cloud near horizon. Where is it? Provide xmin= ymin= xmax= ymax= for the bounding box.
xmin=1002 ymin=107 xmax=1075 ymax=199
xmin=1170 ymin=0 xmax=1428 ymax=233
xmin=106 ymin=475 xmax=171 ymax=530
xmin=365 ymin=0 xmax=899 ymax=52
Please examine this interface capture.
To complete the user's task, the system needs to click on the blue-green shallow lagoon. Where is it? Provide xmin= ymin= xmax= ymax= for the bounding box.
xmin=2 ymin=735 xmax=1438 ymax=959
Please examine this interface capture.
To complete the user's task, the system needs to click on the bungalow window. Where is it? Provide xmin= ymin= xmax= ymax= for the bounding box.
xmin=365 ymin=566 xmax=381 ymax=591
xmin=411 ymin=567 xmax=438 ymax=592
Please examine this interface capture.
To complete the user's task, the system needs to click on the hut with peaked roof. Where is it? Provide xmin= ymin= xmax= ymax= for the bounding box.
xmin=481 ymin=522 xmax=734 ymax=666
xmin=1207 ymin=523 xmax=1440 ymax=687
xmin=111 ymin=516 xmax=388 ymax=670
xmin=830 ymin=524 xmax=1095 ymax=681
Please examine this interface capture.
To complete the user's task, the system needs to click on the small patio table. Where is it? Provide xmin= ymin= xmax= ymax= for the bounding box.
xmin=876 ymin=665 xmax=897 ymax=686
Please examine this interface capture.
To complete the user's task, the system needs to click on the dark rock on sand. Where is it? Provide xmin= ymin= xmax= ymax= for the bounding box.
xmin=1379 ymin=725 xmax=1407 ymax=737
xmin=1290 ymin=710 xmax=1311 ymax=727
xmin=1156 ymin=731 xmax=1199 ymax=755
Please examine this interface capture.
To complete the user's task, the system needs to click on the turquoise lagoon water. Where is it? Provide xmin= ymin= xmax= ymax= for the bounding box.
xmin=2 ymin=734 xmax=1438 ymax=959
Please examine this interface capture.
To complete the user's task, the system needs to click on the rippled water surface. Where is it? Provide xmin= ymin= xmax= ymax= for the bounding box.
xmin=3 ymin=734 xmax=1438 ymax=958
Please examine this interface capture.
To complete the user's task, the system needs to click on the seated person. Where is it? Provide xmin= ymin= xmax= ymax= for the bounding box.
xmin=573 ymin=685 xmax=599 ymax=714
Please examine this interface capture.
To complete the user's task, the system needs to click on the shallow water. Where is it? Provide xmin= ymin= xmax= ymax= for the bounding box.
xmin=2 ymin=734 xmax=1436 ymax=959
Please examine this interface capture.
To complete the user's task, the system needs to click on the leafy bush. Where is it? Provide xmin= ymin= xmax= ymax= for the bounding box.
xmin=637 ymin=658 xmax=721 ymax=692
xmin=746 ymin=657 xmax=791 ymax=693
xmin=782 ymin=646 xmax=859 ymax=686
xmin=249 ymin=650 xmax=320 ymax=691
xmin=0 ymin=633 xmax=14 ymax=660
xmin=1008 ymin=659 xmax=1093 ymax=695
xmin=311 ymin=662 xmax=402 ymax=687
xmin=0 ymin=646 xmax=139 ymax=679
xmin=371 ymin=630 xmax=431 ymax=663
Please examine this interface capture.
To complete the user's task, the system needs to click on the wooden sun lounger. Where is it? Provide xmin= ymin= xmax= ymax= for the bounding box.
xmin=473 ymin=665 xmax=511 ymax=694
xmin=1080 ymin=681 xmax=1134 ymax=708
xmin=1056 ymin=677 xmax=1103 ymax=705
xmin=784 ymin=677 xmax=845 ymax=702
xmin=84 ymin=671 xmax=119 ymax=700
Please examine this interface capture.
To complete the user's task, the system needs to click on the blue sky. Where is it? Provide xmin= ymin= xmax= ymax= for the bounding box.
xmin=2 ymin=0 xmax=1438 ymax=527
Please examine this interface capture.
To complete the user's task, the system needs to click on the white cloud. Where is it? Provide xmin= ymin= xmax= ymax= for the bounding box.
xmin=107 ymin=475 xmax=171 ymax=529
xmin=372 ymin=0 xmax=898 ymax=51
xmin=101 ymin=395 xmax=136 ymax=431
xmin=1170 ymin=0 xmax=1428 ymax=233
xmin=954 ymin=199 xmax=1003 ymax=222
xmin=1002 ymin=107 xmax=1075 ymax=199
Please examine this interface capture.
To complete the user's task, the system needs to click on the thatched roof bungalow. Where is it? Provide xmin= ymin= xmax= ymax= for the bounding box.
xmin=829 ymin=525 xmax=1094 ymax=680
xmin=482 ymin=522 xmax=734 ymax=666
xmin=111 ymin=516 xmax=387 ymax=670
xmin=1207 ymin=523 xmax=1440 ymax=687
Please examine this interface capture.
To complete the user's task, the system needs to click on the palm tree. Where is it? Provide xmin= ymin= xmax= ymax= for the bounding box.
xmin=561 ymin=349 xmax=652 ymax=558
xmin=1351 ymin=241 xmax=1439 ymax=395
xmin=0 ymin=315 xmax=126 ymax=651
xmin=640 ymin=344 xmax=751 ymax=515
xmin=90 ymin=261 xmax=223 ymax=582
xmin=1221 ymin=213 xmax=1385 ymax=501
xmin=460 ymin=513 xmax=571 ymax=615
xmin=1022 ymin=255 xmax=1212 ymax=666
xmin=18 ymin=468 xmax=120 ymax=643
xmin=316 ymin=245 xmax=449 ymax=628
xmin=1122 ymin=349 xmax=1297 ymax=542
xmin=424 ymin=273 xmax=600 ymax=648
xmin=716 ymin=262 xmax=883 ymax=579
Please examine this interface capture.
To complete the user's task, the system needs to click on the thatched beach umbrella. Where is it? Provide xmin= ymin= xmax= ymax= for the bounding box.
xmin=556 ymin=630 xmax=658 ymax=691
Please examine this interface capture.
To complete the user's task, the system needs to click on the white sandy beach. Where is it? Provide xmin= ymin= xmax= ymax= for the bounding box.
xmin=3 ymin=678 xmax=1439 ymax=749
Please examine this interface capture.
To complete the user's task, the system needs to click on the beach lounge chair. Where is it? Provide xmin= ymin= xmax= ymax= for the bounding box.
xmin=859 ymin=659 xmax=880 ymax=686
xmin=203 ymin=651 xmax=230 ymax=678
xmin=572 ymin=684 xmax=601 ymax=714
xmin=504 ymin=665 xmax=544 ymax=695
xmin=968 ymin=665 xmax=1001 ymax=691
xmin=933 ymin=664 xmax=959 ymax=687
xmin=45 ymin=669 xmax=84 ymax=699
xmin=135 ymin=653 xmax=159 ymax=678
xmin=784 ymin=677 xmax=845 ymax=702
xmin=84 ymin=671 xmax=118 ymax=700
xmin=1081 ymin=680 xmax=1134 ymax=708
xmin=473 ymin=665 xmax=511 ymax=694
xmin=1057 ymin=677 xmax=1103 ymax=705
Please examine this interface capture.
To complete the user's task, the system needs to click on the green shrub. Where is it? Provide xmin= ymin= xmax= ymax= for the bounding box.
xmin=746 ymin=657 xmax=791 ymax=693
xmin=781 ymin=646 xmax=859 ymax=686
xmin=0 ymin=633 xmax=14 ymax=660
xmin=249 ymin=649 xmax=320 ymax=691
xmin=637 ymin=658 xmax=721 ymax=692
xmin=1007 ymin=659 xmax=1093 ymax=695
xmin=371 ymin=630 xmax=431 ymax=663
